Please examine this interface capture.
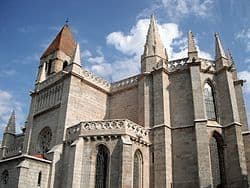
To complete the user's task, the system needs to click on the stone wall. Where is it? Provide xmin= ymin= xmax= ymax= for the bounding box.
xmin=151 ymin=126 xmax=172 ymax=188
xmin=169 ymin=71 xmax=194 ymax=128
xmin=224 ymin=125 xmax=248 ymax=187
xmin=0 ymin=158 xmax=21 ymax=188
xmin=0 ymin=156 xmax=51 ymax=188
xmin=18 ymin=157 xmax=51 ymax=188
xmin=61 ymin=136 xmax=149 ymax=188
xmin=65 ymin=76 xmax=108 ymax=127
xmin=109 ymin=87 xmax=138 ymax=124
xmin=29 ymin=107 xmax=60 ymax=155
xmin=243 ymin=132 xmax=250 ymax=185
xmin=172 ymin=126 xmax=199 ymax=187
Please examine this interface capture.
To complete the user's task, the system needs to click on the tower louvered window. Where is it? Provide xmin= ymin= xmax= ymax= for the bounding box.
xmin=204 ymin=83 xmax=216 ymax=120
xmin=63 ymin=61 xmax=68 ymax=70
xmin=47 ymin=60 xmax=52 ymax=75
xmin=133 ymin=150 xmax=143 ymax=188
xmin=95 ymin=145 xmax=109 ymax=188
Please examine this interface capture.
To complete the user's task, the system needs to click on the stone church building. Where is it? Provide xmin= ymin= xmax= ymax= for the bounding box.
xmin=1 ymin=15 xmax=250 ymax=188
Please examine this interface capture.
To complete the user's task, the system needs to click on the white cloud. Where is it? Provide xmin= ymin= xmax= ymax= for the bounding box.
xmin=83 ymin=47 xmax=112 ymax=79
xmin=111 ymin=57 xmax=140 ymax=81
xmin=88 ymin=56 xmax=105 ymax=64
xmin=0 ymin=69 xmax=16 ymax=77
xmin=0 ymin=90 xmax=25 ymax=134
xmin=82 ymin=50 xmax=92 ymax=59
xmin=13 ymin=54 xmax=40 ymax=65
xmin=106 ymin=18 xmax=211 ymax=61
xmin=86 ymin=18 xmax=211 ymax=82
xmin=84 ymin=48 xmax=140 ymax=81
xmin=162 ymin=0 xmax=213 ymax=17
xmin=18 ymin=26 xmax=35 ymax=33
xmin=107 ymin=19 xmax=149 ymax=56
xmin=236 ymin=29 xmax=250 ymax=52
xmin=86 ymin=47 xmax=106 ymax=65
xmin=91 ymin=63 xmax=113 ymax=79
xmin=239 ymin=71 xmax=250 ymax=93
xmin=238 ymin=70 xmax=250 ymax=126
xmin=236 ymin=29 xmax=250 ymax=39
xmin=245 ymin=58 xmax=250 ymax=63
xmin=138 ymin=0 xmax=214 ymax=21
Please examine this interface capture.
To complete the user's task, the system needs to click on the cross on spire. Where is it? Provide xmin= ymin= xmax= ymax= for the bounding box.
xmin=65 ymin=18 xmax=69 ymax=25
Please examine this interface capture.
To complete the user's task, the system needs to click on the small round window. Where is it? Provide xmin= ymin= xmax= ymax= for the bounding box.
xmin=38 ymin=127 xmax=52 ymax=153
xmin=1 ymin=170 xmax=9 ymax=184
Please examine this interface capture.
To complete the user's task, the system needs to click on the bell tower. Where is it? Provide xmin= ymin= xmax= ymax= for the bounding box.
xmin=22 ymin=24 xmax=82 ymax=157
xmin=36 ymin=24 xmax=77 ymax=83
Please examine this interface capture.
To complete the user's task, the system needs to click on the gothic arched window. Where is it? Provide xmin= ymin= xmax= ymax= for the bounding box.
xmin=209 ymin=132 xmax=226 ymax=187
xmin=38 ymin=127 xmax=52 ymax=154
xmin=95 ymin=145 xmax=109 ymax=188
xmin=204 ymin=82 xmax=216 ymax=120
xmin=133 ymin=150 xmax=143 ymax=188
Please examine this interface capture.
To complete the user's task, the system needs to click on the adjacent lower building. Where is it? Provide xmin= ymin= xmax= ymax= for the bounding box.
xmin=0 ymin=15 xmax=250 ymax=188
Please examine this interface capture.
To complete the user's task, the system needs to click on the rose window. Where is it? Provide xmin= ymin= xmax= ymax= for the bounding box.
xmin=38 ymin=127 xmax=52 ymax=153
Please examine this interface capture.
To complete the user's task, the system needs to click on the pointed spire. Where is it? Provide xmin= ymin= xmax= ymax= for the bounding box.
xmin=215 ymin=33 xmax=226 ymax=60
xmin=226 ymin=49 xmax=235 ymax=66
xmin=226 ymin=49 xmax=238 ymax=80
xmin=5 ymin=110 xmax=16 ymax=134
xmin=72 ymin=43 xmax=81 ymax=66
xmin=187 ymin=30 xmax=198 ymax=61
xmin=188 ymin=30 xmax=197 ymax=53
xmin=36 ymin=61 xmax=46 ymax=83
xmin=143 ymin=14 xmax=167 ymax=59
xmin=41 ymin=24 xmax=76 ymax=59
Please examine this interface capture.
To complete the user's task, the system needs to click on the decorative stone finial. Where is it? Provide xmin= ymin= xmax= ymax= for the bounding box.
xmin=215 ymin=32 xmax=226 ymax=60
xmin=72 ymin=43 xmax=81 ymax=66
xmin=226 ymin=49 xmax=235 ymax=67
xmin=188 ymin=30 xmax=198 ymax=60
xmin=5 ymin=110 xmax=16 ymax=134
xmin=143 ymin=14 xmax=167 ymax=59
xmin=188 ymin=30 xmax=197 ymax=53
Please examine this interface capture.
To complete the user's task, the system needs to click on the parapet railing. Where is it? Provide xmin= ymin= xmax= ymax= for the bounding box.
xmin=199 ymin=58 xmax=216 ymax=72
xmin=66 ymin=119 xmax=149 ymax=144
xmin=82 ymin=69 xmax=111 ymax=90
xmin=36 ymin=71 xmax=65 ymax=91
xmin=111 ymin=75 xmax=140 ymax=92
xmin=166 ymin=57 xmax=216 ymax=72
xmin=5 ymin=144 xmax=23 ymax=158
xmin=166 ymin=58 xmax=189 ymax=72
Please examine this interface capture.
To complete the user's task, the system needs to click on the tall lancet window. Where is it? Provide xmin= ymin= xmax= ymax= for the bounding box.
xmin=209 ymin=132 xmax=226 ymax=187
xmin=204 ymin=83 xmax=216 ymax=120
xmin=95 ymin=145 xmax=109 ymax=188
xmin=133 ymin=150 xmax=143 ymax=188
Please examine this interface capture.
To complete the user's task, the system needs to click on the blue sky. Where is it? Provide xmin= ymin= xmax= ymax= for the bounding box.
xmin=0 ymin=0 xmax=250 ymax=136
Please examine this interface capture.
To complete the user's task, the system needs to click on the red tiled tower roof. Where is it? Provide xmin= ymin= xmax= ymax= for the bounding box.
xmin=41 ymin=24 xmax=76 ymax=59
